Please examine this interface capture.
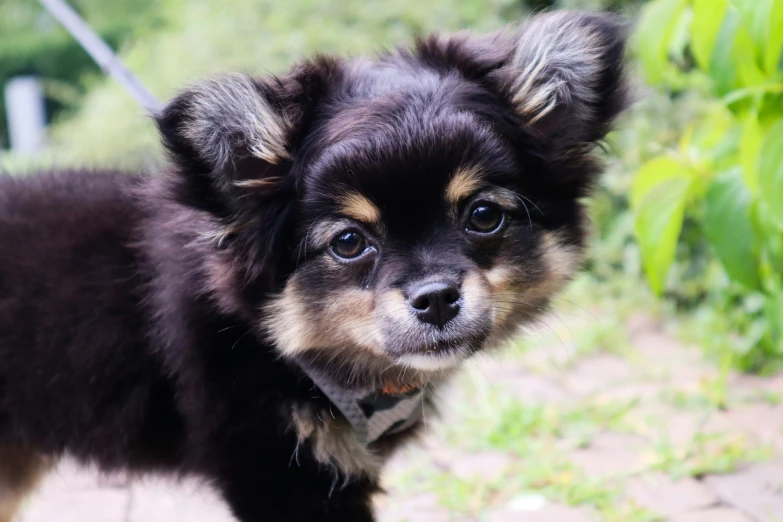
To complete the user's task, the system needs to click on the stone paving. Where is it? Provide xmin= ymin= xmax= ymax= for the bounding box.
xmin=17 ymin=313 xmax=783 ymax=521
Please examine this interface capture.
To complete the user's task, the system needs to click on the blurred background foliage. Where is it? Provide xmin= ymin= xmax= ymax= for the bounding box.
xmin=0 ymin=0 xmax=164 ymax=147
xmin=0 ymin=0 xmax=781 ymax=372
xmin=632 ymin=0 xmax=783 ymax=372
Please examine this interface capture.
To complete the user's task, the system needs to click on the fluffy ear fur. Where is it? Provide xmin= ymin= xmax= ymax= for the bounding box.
xmin=418 ymin=11 xmax=628 ymax=156
xmin=154 ymin=59 xmax=337 ymax=219
xmin=153 ymin=59 xmax=339 ymax=286
xmin=502 ymin=10 xmax=628 ymax=146
xmin=155 ymin=73 xmax=287 ymax=220
xmin=159 ymin=73 xmax=290 ymax=176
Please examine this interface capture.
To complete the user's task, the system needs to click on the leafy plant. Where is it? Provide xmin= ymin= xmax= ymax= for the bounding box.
xmin=632 ymin=0 xmax=783 ymax=371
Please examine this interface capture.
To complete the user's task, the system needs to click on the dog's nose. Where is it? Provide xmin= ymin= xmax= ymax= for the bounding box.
xmin=407 ymin=280 xmax=461 ymax=328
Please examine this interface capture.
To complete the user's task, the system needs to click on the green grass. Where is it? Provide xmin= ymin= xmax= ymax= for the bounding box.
xmin=386 ymin=385 xmax=658 ymax=519
xmin=648 ymin=432 xmax=772 ymax=479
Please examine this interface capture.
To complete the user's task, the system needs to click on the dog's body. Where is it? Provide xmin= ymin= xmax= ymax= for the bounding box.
xmin=0 ymin=170 xmax=384 ymax=520
xmin=0 ymin=170 xmax=382 ymax=520
xmin=0 ymin=11 xmax=628 ymax=522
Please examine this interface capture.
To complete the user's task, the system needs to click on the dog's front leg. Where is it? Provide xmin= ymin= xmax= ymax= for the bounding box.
xmin=218 ymin=465 xmax=377 ymax=522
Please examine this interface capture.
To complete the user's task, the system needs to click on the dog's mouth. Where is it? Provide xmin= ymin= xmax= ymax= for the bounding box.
xmin=391 ymin=336 xmax=486 ymax=371
xmin=377 ymin=313 xmax=494 ymax=371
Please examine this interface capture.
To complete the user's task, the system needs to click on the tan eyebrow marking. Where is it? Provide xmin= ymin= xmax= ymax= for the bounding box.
xmin=307 ymin=219 xmax=346 ymax=250
xmin=445 ymin=166 xmax=485 ymax=205
xmin=482 ymin=187 xmax=521 ymax=210
xmin=338 ymin=192 xmax=381 ymax=224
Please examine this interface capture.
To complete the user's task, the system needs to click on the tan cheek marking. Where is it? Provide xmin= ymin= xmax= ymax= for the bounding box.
xmin=338 ymin=192 xmax=381 ymax=225
xmin=325 ymin=289 xmax=384 ymax=353
xmin=263 ymin=280 xmax=383 ymax=357
xmin=527 ymin=231 xmax=582 ymax=300
xmin=262 ymin=280 xmax=318 ymax=357
xmin=461 ymin=271 xmax=492 ymax=322
xmin=485 ymin=265 xmax=514 ymax=293
xmin=377 ymin=289 xmax=410 ymax=323
xmin=482 ymin=265 xmax=516 ymax=325
xmin=542 ymin=231 xmax=582 ymax=280
xmin=480 ymin=233 xmax=582 ymax=328
xmin=445 ymin=166 xmax=484 ymax=206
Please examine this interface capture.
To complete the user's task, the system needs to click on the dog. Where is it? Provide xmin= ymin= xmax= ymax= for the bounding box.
xmin=0 ymin=10 xmax=628 ymax=522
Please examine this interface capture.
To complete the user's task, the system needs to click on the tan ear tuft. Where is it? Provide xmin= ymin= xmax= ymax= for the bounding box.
xmin=504 ymin=11 xmax=628 ymax=139
xmin=166 ymin=73 xmax=291 ymax=174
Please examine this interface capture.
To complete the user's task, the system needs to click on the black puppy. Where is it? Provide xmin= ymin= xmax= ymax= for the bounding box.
xmin=0 ymin=10 xmax=628 ymax=522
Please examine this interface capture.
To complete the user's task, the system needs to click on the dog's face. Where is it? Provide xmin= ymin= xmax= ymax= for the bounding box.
xmin=156 ymin=11 xmax=628 ymax=382
xmin=267 ymin=104 xmax=584 ymax=374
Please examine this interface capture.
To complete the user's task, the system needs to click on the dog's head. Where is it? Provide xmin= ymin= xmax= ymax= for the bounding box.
xmin=155 ymin=11 xmax=628 ymax=384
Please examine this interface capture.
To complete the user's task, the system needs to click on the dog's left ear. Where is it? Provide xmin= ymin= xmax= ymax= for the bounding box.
xmin=500 ymin=11 xmax=629 ymax=148
xmin=419 ymin=11 xmax=628 ymax=165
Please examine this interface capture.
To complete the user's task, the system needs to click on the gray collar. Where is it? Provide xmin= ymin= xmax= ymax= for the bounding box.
xmin=303 ymin=368 xmax=425 ymax=445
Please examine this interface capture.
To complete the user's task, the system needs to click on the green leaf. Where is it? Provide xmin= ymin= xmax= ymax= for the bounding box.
xmin=767 ymin=0 xmax=783 ymax=75
xmin=631 ymin=156 xmax=694 ymax=209
xmin=681 ymin=104 xmax=739 ymax=167
xmin=636 ymin=0 xmax=688 ymax=85
xmin=741 ymin=113 xmax=764 ymax=194
xmin=732 ymin=15 xmax=768 ymax=87
xmin=692 ymin=0 xmax=728 ymax=72
xmin=731 ymin=0 xmax=774 ymax=60
xmin=752 ymin=200 xmax=783 ymax=277
xmin=635 ymin=176 xmax=693 ymax=295
xmin=669 ymin=7 xmax=693 ymax=66
xmin=710 ymin=7 xmax=742 ymax=94
xmin=704 ymin=169 xmax=762 ymax=290
xmin=759 ymin=119 xmax=783 ymax=226
xmin=763 ymin=290 xmax=783 ymax=349
xmin=706 ymin=4 xmax=767 ymax=92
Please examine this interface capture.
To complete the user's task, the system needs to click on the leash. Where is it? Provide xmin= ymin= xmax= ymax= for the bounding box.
xmin=38 ymin=0 xmax=161 ymax=112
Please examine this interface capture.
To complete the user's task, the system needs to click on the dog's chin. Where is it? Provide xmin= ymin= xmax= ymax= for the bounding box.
xmin=392 ymin=341 xmax=483 ymax=371
xmin=396 ymin=351 xmax=468 ymax=371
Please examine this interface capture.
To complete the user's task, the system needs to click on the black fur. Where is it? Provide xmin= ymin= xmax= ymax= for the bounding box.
xmin=0 ymin=11 xmax=628 ymax=521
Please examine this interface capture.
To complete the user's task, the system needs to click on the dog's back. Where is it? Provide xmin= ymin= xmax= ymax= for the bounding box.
xmin=0 ymin=171 xmax=180 ymax=471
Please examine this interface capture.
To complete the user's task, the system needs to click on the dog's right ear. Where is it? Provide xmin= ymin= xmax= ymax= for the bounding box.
xmin=156 ymin=73 xmax=289 ymax=181
xmin=154 ymin=60 xmax=338 ymax=284
xmin=154 ymin=60 xmax=336 ymax=217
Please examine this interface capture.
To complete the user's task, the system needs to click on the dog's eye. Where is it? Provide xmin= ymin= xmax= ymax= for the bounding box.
xmin=467 ymin=204 xmax=504 ymax=234
xmin=331 ymin=231 xmax=368 ymax=259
